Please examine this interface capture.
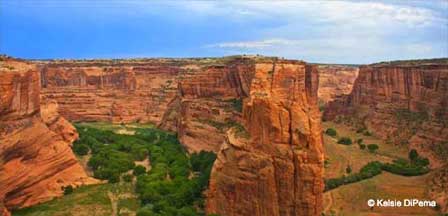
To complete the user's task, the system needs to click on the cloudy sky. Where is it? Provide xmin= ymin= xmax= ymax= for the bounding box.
xmin=1 ymin=0 xmax=447 ymax=63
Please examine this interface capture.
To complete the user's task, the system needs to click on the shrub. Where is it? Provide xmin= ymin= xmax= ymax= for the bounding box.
xmin=409 ymin=149 xmax=419 ymax=161
xmin=325 ymin=161 xmax=382 ymax=191
xmin=359 ymin=144 xmax=366 ymax=150
xmin=346 ymin=165 xmax=352 ymax=174
xmin=415 ymin=158 xmax=430 ymax=167
xmin=363 ymin=131 xmax=372 ymax=136
xmin=123 ymin=174 xmax=133 ymax=182
xmin=381 ymin=163 xmax=429 ymax=176
xmin=325 ymin=128 xmax=337 ymax=137
xmin=324 ymin=159 xmax=330 ymax=168
xmin=133 ymin=165 xmax=147 ymax=176
xmin=337 ymin=137 xmax=352 ymax=145
xmin=73 ymin=143 xmax=89 ymax=156
xmin=357 ymin=138 xmax=363 ymax=144
xmin=63 ymin=185 xmax=73 ymax=195
xmin=224 ymin=98 xmax=243 ymax=112
xmin=367 ymin=144 xmax=379 ymax=152
xmin=136 ymin=208 xmax=154 ymax=216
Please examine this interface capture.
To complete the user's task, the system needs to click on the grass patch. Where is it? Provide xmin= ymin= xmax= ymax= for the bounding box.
xmin=13 ymin=183 xmax=134 ymax=216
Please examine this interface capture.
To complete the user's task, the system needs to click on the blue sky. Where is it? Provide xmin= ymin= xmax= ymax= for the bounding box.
xmin=1 ymin=0 xmax=447 ymax=64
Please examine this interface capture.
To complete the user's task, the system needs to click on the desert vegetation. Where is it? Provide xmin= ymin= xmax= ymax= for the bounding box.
xmin=325 ymin=148 xmax=430 ymax=191
xmin=17 ymin=124 xmax=216 ymax=215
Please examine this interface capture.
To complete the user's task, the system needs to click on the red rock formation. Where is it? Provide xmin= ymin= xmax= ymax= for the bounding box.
xmin=0 ymin=57 xmax=97 ymax=215
xmin=206 ymin=60 xmax=324 ymax=216
xmin=324 ymin=59 xmax=448 ymax=168
xmin=41 ymin=99 xmax=79 ymax=143
xmin=317 ymin=65 xmax=358 ymax=104
xmin=38 ymin=57 xmax=255 ymax=153
xmin=40 ymin=61 xmax=180 ymax=124
xmin=174 ymin=59 xmax=253 ymax=152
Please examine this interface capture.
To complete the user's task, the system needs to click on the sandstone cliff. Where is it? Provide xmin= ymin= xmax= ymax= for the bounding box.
xmin=0 ymin=57 xmax=96 ymax=215
xmin=317 ymin=64 xmax=358 ymax=104
xmin=206 ymin=60 xmax=324 ymax=216
xmin=324 ymin=59 xmax=448 ymax=168
xmin=39 ymin=60 xmax=181 ymax=124
xmin=38 ymin=57 xmax=253 ymax=153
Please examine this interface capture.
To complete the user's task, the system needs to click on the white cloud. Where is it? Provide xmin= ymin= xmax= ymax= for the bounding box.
xmin=165 ymin=1 xmax=445 ymax=27
xmin=197 ymin=1 xmax=447 ymax=63
xmin=206 ymin=39 xmax=303 ymax=49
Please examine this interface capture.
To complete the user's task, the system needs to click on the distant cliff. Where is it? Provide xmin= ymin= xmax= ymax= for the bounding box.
xmin=324 ymin=59 xmax=448 ymax=168
xmin=37 ymin=57 xmax=260 ymax=153
xmin=317 ymin=64 xmax=359 ymax=104
xmin=0 ymin=57 xmax=97 ymax=215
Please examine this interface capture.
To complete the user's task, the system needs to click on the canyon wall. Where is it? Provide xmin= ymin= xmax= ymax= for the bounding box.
xmin=38 ymin=57 xmax=331 ymax=156
xmin=39 ymin=60 xmax=181 ymax=124
xmin=317 ymin=65 xmax=359 ymax=104
xmin=206 ymin=60 xmax=324 ymax=216
xmin=324 ymin=59 xmax=448 ymax=168
xmin=0 ymin=57 xmax=96 ymax=215
xmin=39 ymin=57 xmax=253 ymax=153
xmin=37 ymin=56 xmax=325 ymax=215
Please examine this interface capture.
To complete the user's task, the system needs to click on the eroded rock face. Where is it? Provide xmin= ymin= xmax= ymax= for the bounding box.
xmin=173 ymin=60 xmax=253 ymax=152
xmin=40 ymin=61 xmax=180 ymax=123
xmin=206 ymin=60 xmax=324 ymax=216
xmin=324 ymin=59 xmax=448 ymax=168
xmin=317 ymin=65 xmax=358 ymax=104
xmin=0 ymin=57 xmax=96 ymax=214
xmin=38 ymin=58 xmax=255 ymax=153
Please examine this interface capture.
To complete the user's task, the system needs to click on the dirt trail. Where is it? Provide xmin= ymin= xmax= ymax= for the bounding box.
xmin=323 ymin=192 xmax=334 ymax=214
xmin=108 ymin=192 xmax=118 ymax=216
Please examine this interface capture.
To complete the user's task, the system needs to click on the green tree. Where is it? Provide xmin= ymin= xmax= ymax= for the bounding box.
xmin=123 ymin=174 xmax=133 ymax=182
xmin=367 ymin=144 xmax=379 ymax=153
xmin=346 ymin=165 xmax=352 ymax=174
xmin=63 ymin=185 xmax=73 ymax=195
xmin=136 ymin=208 xmax=154 ymax=216
xmin=409 ymin=149 xmax=419 ymax=161
xmin=325 ymin=128 xmax=337 ymax=137
xmin=337 ymin=137 xmax=352 ymax=145
xmin=134 ymin=165 xmax=147 ymax=176
xmin=73 ymin=143 xmax=89 ymax=156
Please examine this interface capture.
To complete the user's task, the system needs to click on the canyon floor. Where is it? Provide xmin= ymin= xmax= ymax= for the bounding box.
xmin=322 ymin=121 xmax=439 ymax=216
xmin=11 ymin=121 xmax=442 ymax=216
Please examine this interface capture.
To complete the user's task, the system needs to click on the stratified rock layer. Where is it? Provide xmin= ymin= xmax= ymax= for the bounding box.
xmin=317 ymin=65 xmax=358 ymax=104
xmin=206 ymin=60 xmax=324 ymax=216
xmin=324 ymin=59 xmax=448 ymax=168
xmin=38 ymin=57 xmax=252 ymax=153
xmin=0 ymin=57 xmax=96 ymax=214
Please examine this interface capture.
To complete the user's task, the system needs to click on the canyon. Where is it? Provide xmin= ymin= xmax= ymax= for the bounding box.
xmin=324 ymin=59 xmax=448 ymax=168
xmin=1 ymin=55 xmax=447 ymax=215
xmin=38 ymin=57 xmax=326 ymax=215
xmin=2 ymin=56 xmax=328 ymax=215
